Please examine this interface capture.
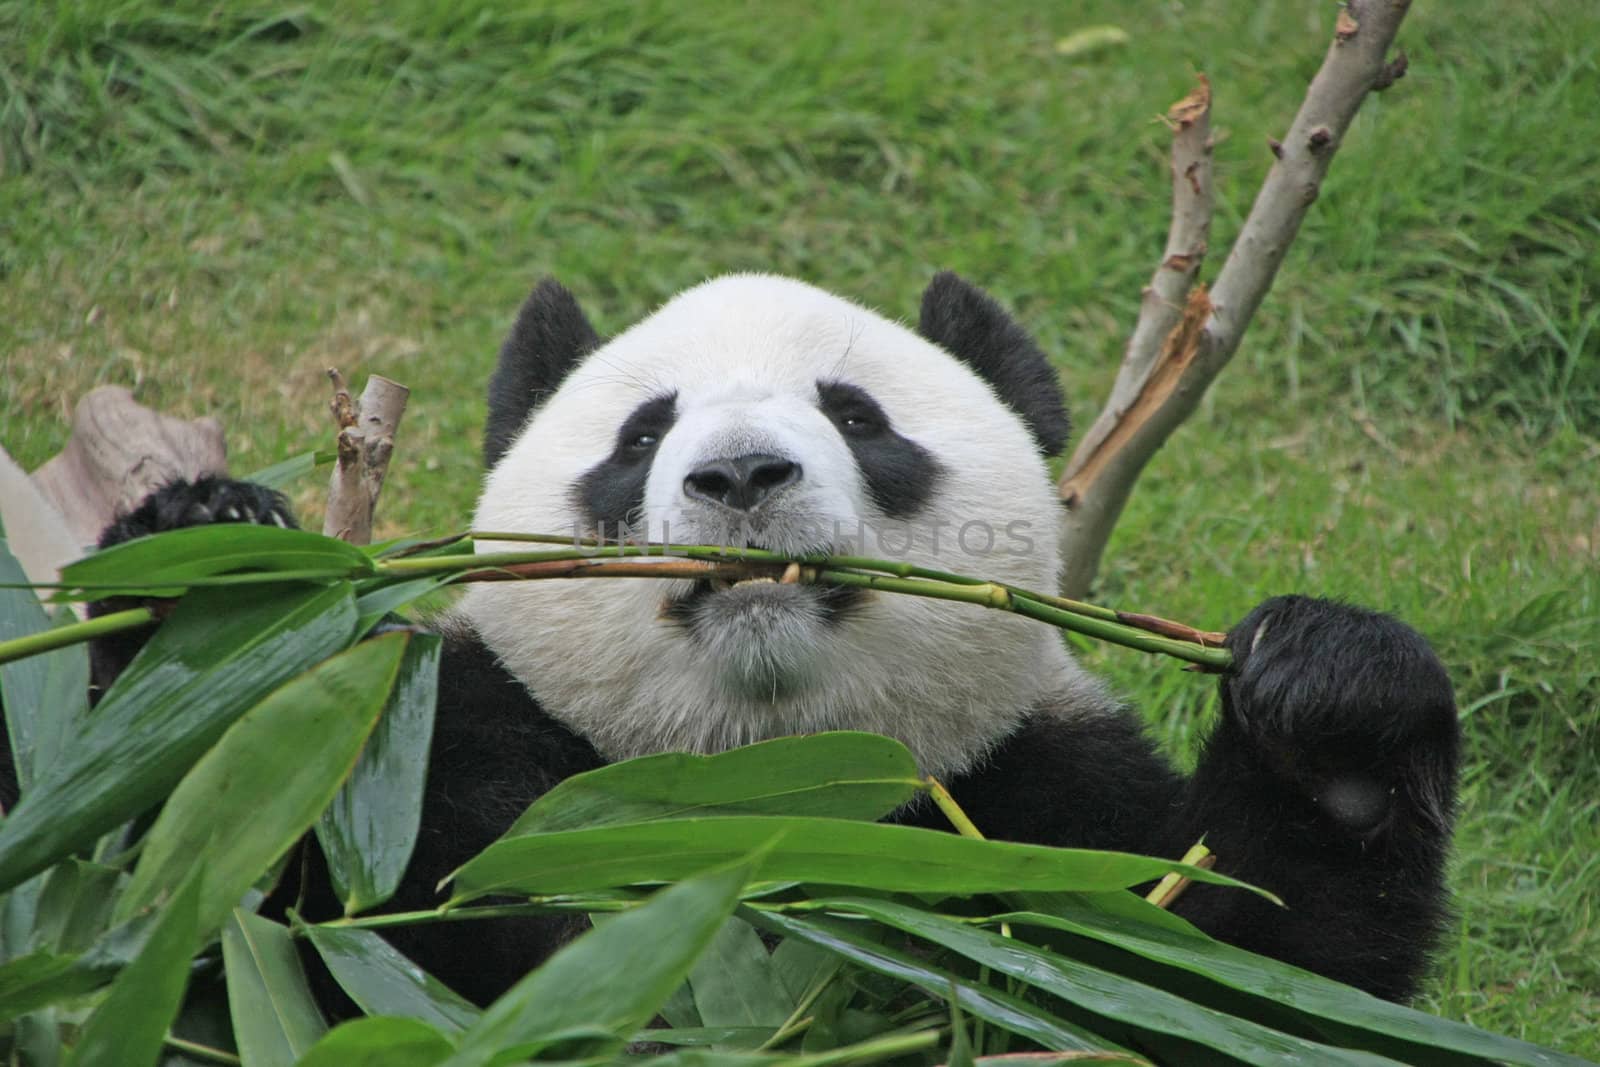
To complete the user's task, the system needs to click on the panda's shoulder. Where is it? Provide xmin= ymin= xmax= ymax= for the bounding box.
xmin=428 ymin=614 xmax=605 ymax=790
xmin=912 ymin=705 xmax=1183 ymax=850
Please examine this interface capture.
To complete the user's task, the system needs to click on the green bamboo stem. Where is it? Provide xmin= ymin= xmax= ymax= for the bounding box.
xmin=1145 ymin=840 xmax=1215 ymax=910
xmin=162 ymin=1035 xmax=241 ymax=1066
xmin=15 ymin=535 xmax=1231 ymax=671
xmin=309 ymin=897 xmax=633 ymax=934
xmin=0 ymin=607 xmax=155 ymax=667
xmin=812 ymin=570 xmax=1232 ymax=670
xmin=426 ymin=551 xmax=1232 ymax=668
xmin=758 ymin=970 xmax=836 ymax=1051
xmin=772 ymin=1029 xmax=938 ymax=1067
xmin=378 ymin=543 xmax=800 ymax=577
xmin=925 ymin=777 xmax=986 ymax=840
xmin=465 ymin=531 xmax=1227 ymax=648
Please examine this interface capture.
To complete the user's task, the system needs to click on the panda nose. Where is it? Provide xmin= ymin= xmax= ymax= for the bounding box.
xmin=684 ymin=453 xmax=802 ymax=512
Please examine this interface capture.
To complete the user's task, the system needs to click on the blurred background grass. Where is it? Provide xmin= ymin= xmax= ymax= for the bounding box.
xmin=1 ymin=0 xmax=1595 ymax=1054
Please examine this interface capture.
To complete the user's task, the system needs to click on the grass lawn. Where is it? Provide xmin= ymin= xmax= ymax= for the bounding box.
xmin=3 ymin=0 xmax=1596 ymax=1056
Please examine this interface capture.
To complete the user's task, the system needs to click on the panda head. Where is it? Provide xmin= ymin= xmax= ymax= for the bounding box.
xmin=462 ymin=272 xmax=1108 ymax=777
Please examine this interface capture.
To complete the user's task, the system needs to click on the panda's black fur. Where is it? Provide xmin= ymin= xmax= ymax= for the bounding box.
xmin=0 ymin=273 xmax=1459 ymax=1012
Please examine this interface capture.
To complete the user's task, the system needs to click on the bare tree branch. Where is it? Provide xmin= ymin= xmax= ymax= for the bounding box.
xmin=1056 ymin=0 xmax=1413 ymax=597
xmin=323 ymin=370 xmax=409 ymax=544
xmin=1066 ymin=75 xmax=1214 ymax=477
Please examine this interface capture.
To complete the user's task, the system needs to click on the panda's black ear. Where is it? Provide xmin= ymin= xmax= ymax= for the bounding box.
xmin=485 ymin=278 xmax=604 ymax=467
xmin=917 ymin=271 xmax=1071 ymax=457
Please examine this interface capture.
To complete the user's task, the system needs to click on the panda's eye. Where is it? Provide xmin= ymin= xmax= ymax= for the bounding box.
xmin=611 ymin=393 xmax=677 ymax=463
xmin=816 ymin=380 xmax=891 ymax=438
xmin=835 ymin=405 xmax=885 ymax=436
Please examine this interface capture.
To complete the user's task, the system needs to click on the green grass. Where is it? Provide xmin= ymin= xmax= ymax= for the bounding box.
xmin=2 ymin=0 xmax=1596 ymax=1056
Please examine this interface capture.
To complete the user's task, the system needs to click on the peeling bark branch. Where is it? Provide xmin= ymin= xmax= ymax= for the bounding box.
xmin=1056 ymin=1 xmax=1412 ymax=597
xmin=322 ymin=370 xmax=409 ymax=544
xmin=1069 ymin=75 xmax=1214 ymax=478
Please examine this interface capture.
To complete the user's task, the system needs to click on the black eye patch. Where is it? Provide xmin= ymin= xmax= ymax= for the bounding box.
xmin=573 ymin=393 xmax=678 ymax=532
xmin=816 ymin=380 xmax=943 ymax=518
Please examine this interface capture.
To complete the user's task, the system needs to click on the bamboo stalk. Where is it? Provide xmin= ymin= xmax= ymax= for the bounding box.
xmin=811 ymin=570 xmax=1232 ymax=670
xmin=17 ymin=536 xmax=1232 ymax=671
xmin=925 ymin=777 xmax=986 ymax=840
xmin=1145 ymin=841 xmax=1216 ymax=910
xmin=464 ymin=533 xmax=1229 ymax=650
xmin=390 ymin=550 xmax=1233 ymax=669
xmin=455 ymin=557 xmax=778 ymax=583
xmin=0 ymin=607 xmax=154 ymax=667
xmin=161 ymin=1036 xmax=241 ymax=1067
xmin=308 ymin=897 xmax=634 ymax=933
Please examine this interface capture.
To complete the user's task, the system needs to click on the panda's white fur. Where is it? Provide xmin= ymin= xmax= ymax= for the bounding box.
xmin=463 ymin=274 xmax=1112 ymax=777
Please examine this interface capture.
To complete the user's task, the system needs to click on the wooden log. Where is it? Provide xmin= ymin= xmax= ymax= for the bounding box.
xmin=1 ymin=445 xmax=83 ymax=611
xmin=29 ymin=386 xmax=228 ymax=550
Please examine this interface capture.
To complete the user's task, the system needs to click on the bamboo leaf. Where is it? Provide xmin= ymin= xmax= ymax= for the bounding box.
xmin=1019 ymin=888 xmax=1205 ymax=938
xmin=352 ymin=575 xmax=459 ymax=634
xmin=0 ymin=581 xmax=357 ymax=894
xmin=687 ymin=917 xmax=793 ymax=1029
xmin=660 ymin=976 xmax=703 ymax=1030
xmin=0 ymin=915 xmax=153 ymax=1022
xmin=771 ymin=938 xmax=839 ymax=1004
xmin=2 ymin=869 xmax=48 ymax=960
xmin=223 ymin=910 xmax=328 ymax=1067
xmin=993 ymin=905 xmax=1590 ymax=1067
xmin=245 ymin=450 xmax=337 ymax=490
xmin=816 ymin=898 xmax=1400 ymax=1066
xmin=317 ymin=633 xmax=441 ymax=914
xmin=947 ymin=984 xmax=976 ymax=1067
xmin=440 ymin=862 xmax=752 ymax=1067
xmin=65 ymin=876 xmax=199 ymax=1067
xmin=361 ymin=534 xmax=472 ymax=561
xmin=0 ymin=951 xmax=107 ymax=1021
xmin=629 ymin=1030 xmax=946 ymax=1067
xmin=0 ymin=537 xmax=88 ymax=792
xmin=28 ymin=859 xmax=121 ymax=955
xmin=8 ymin=1009 xmax=64 ymax=1067
xmin=294 ymin=1016 xmax=455 ymax=1067
xmin=748 ymin=908 xmax=1120 ymax=1056
xmin=116 ymin=632 xmax=407 ymax=936
xmin=633 ymin=1026 xmax=775 ymax=1049
xmin=303 ymin=923 xmax=481 ymax=1033
xmin=58 ymin=524 xmax=373 ymax=597
xmin=509 ymin=732 xmax=922 ymax=836
xmin=449 ymin=817 xmax=1257 ymax=903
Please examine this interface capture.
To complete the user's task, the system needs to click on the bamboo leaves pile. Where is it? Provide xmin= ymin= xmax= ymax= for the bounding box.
xmin=0 ymin=524 xmax=1584 ymax=1066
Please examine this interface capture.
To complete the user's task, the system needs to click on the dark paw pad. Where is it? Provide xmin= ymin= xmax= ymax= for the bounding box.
xmin=99 ymin=476 xmax=298 ymax=548
xmin=1314 ymin=775 xmax=1391 ymax=833
xmin=1222 ymin=595 xmax=1460 ymax=833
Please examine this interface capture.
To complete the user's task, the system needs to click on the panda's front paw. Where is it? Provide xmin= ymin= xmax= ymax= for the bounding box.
xmin=99 ymin=476 xmax=298 ymax=548
xmin=1220 ymin=595 xmax=1459 ymax=836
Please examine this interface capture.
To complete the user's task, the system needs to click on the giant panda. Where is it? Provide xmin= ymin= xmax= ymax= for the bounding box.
xmin=6 ymin=271 xmax=1460 ymax=1009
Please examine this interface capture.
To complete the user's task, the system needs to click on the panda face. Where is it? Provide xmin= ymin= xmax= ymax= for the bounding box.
xmin=463 ymin=274 xmax=1104 ymax=776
